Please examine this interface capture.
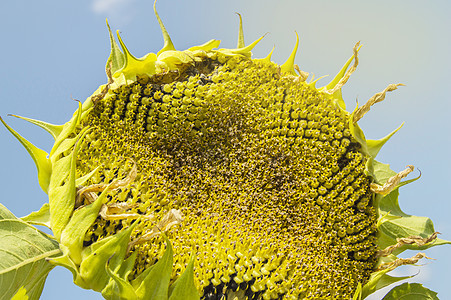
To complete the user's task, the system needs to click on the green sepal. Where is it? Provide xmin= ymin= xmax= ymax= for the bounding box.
xmin=102 ymin=256 xmax=138 ymax=300
xmin=319 ymin=44 xmax=362 ymax=110
xmin=323 ymin=44 xmax=362 ymax=91
xmin=106 ymin=19 xmax=126 ymax=76
xmin=60 ymin=181 xmax=114 ymax=265
xmin=349 ymin=107 xmax=369 ymax=156
xmin=48 ymin=252 xmax=80 ymax=283
xmin=115 ymin=250 xmax=139 ymax=286
xmin=366 ymin=123 xmax=404 ymax=159
xmin=332 ymin=89 xmax=346 ymax=110
xmin=8 ymin=114 xmax=64 ymax=140
xmin=377 ymin=210 xmax=402 ymax=228
xmin=365 ymin=122 xmax=408 ymax=183
xmin=217 ymin=35 xmax=265 ymax=58
xmin=374 ymin=160 xmax=451 ymax=253
xmin=361 ymin=268 xmax=413 ymax=299
xmin=236 ymin=13 xmax=245 ymax=48
xmin=308 ymin=75 xmax=328 ymax=89
xmin=49 ymin=226 xmax=139 ymax=295
xmin=378 ymin=213 xmax=450 ymax=254
xmin=254 ymin=46 xmax=275 ymax=64
xmin=382 ymin=282 xmax=439 ymax=300
xmin=50 ymin=108 xmax=93 ymax=162
xmin=132 ymin=236 xmax=173 ymax=300
xmin=157 ymin=51 xmax=195 ymax=70
xmin=168 ymin=256 xmax=200 ymax=300
xmin=48 ymin=127 xmax=90 ymax=240
xmin=372 ymin=160 xmax=397 ymax=186
xmin=49 ymin=101 xmax=83 ymax=158
xmin=102 ymin=251 xmax=140 ymax=299
xmin=47 ymin=153 xmax=75 ymax=239
xmin=21 ymin=203 xmax=51 ymax=228
xmin=154 ymin=0 xmax=176 ymax=56
xmin=51 ymin=136 xmax=78 ymax=162
xmin=75 ymin=167 xmax=99 ymax=187
xmin=114 ymin=31 xmax=158 ymax=86
xmin=0 ymin=117 xmax=52 ymax=194
xmin=187 ymin=40 xmax=221 ymax=52
xmin=77 ymin=222 xmax=138 ymax=292
xmin=280 ymin=32 xmax=299 ymax=75
xmin=352 ymin=283 xmax=362 ymax=300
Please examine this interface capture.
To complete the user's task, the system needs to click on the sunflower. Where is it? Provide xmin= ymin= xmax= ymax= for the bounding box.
xmin=1 ymin=2 xmax=448 ymax=299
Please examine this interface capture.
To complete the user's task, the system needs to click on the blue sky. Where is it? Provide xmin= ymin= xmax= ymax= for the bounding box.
xmin=0 ymin=0 xmax=450 ymax=299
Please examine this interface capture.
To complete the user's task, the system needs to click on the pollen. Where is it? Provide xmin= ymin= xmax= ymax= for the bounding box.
xmin=74 ymin=54 xmax=377 ymax=299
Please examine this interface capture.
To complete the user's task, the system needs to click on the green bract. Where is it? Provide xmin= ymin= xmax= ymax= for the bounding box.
xmin=1 ymin=2 xmax=449 ymax=299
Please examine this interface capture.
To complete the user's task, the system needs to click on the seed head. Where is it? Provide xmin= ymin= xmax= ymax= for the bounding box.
xmin=2 ymin=3 xmax=448 ymax=300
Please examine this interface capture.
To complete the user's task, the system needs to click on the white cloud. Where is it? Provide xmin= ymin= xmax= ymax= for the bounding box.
xmin=92 ymin=0 xmax=134 ymax=16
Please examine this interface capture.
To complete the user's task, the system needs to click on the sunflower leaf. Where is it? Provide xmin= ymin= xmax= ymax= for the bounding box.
xmin=382 ymin=282 xmax=439 ymax=300
xmin=361 ymin=268 xmax=414 ymax=299
xmin=21 ymin=203 xmax=51 ymax=228
xmin=0 ymin=203 xmax=61 ymax=300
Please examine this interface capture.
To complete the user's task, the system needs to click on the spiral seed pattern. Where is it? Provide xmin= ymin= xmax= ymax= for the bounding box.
xmin=74 ymin=56 xmax=377 ymax=299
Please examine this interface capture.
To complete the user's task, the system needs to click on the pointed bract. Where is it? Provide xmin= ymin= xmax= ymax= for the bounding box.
xmin=323 ymin=44 xmax=362 ymax=91
xmin=133 ymin=236 xmax=173 ymax=300
xmin=236 ymin=13 xmax=245 ymax=48
xmin=280 ymin=32 xmax=299 ymax=75
xmin=367 ymin=123 xmax=404 ymax=159
xmin=154 ymin=0 xmax=176 ymax=56
xmin=9 ymin=114 xmax=64 ymax=140
xmin=168 ymin=257 xmax=200 ymax=300
xmin=0 ymin=117 xmax=52 ymax=193
xmin=21 ymin=203 xmax=51 ymax=228
xmin=106 ymin=20 xmax=126 ymax=76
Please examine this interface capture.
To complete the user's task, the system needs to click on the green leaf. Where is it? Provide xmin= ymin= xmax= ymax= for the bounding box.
xmin=361 ymin=268 xmax=414 ymax=299
xmin=168 ymin=256 xmax=200 ymax=300
xmin=21 ymin=203 xmax=51 ymax=228
xmin=0 ymin=203 xmax=61 ymax=300
xmin=378 ymin=214 xmax=450 ymax=254
xmin=382 ymin=283 xmax=439 ymax=300
xmin=372 ymin=160 xmax=397 ymax=184
xmin=373 ymin=160 xmax=450 ymax=252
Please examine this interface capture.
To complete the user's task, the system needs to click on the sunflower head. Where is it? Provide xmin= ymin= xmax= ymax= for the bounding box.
xmin=3 ymin=2 xmax=449 ymax=299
